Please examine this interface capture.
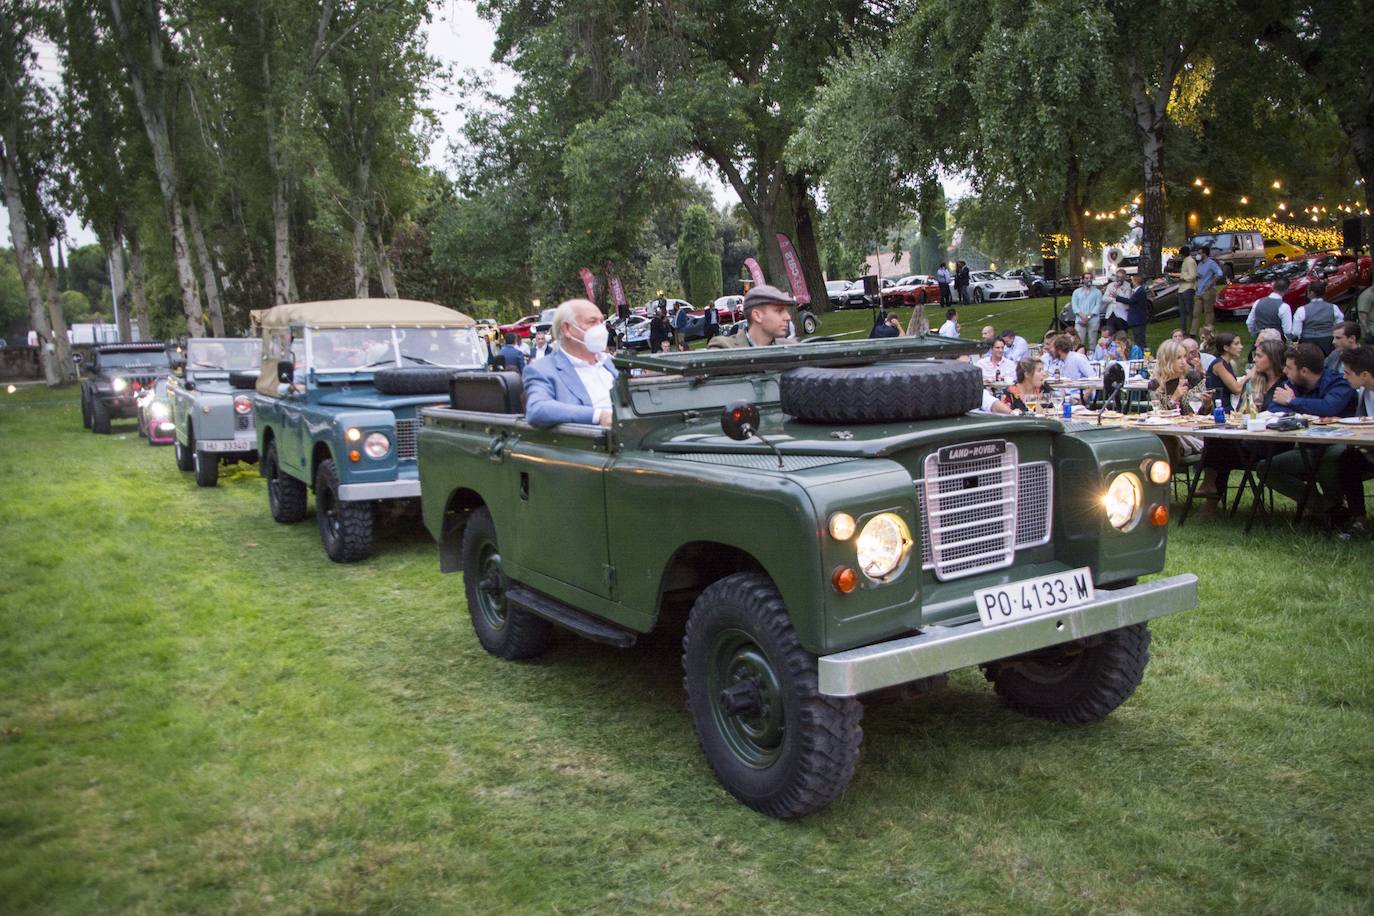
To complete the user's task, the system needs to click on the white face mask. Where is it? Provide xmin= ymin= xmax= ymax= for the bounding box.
xmin=581 ymin=323 xmax=609 ymax=354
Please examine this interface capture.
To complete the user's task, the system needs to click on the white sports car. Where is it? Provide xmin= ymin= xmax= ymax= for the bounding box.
xmin=968 ymin=270 xmax=1029 ymax=302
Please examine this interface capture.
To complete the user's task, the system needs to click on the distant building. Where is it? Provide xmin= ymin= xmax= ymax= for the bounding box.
xmin=862 ymin=250 xmax=912 ymax=279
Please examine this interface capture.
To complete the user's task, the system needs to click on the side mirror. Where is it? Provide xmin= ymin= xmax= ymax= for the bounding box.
xmin=721 ymin=400 xmax=760 ymax=441
xmin=276 ymin=359 xmax=294 ymax=384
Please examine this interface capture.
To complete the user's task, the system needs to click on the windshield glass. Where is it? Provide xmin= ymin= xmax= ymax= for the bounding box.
xmin=1243 ymin=260 xmax=1309 ymax=282
xmin=308 ymin=327 xmax=485 ymax=371
xmin=100 ymin=349 xmax=170 ymax=369
xmin=972 ymin=271 xmax=1001 ymax=281
xmin=186 ymin=338 xmax=260 ymax=371
xmin=1190 ymin=233 xmax=1233 ymax=251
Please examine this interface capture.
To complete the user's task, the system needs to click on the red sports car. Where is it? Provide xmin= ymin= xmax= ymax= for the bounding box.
xmin=497 ymin=314 xmax=540 ymax=339
xmin=886 ymin=275 xmax=941 ymax=307
xmin=1216 ymin=253 xmax=1370 ymax=318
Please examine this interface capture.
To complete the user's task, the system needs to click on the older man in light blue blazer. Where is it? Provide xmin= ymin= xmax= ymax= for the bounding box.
xmin=524 ymin=298 xmax=619 ymax=428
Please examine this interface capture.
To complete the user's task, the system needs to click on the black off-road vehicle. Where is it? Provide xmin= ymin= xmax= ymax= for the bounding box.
xmin=80 ymin=343 xmax=171 ymax=434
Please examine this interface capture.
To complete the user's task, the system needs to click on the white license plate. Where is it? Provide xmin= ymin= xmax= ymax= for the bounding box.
xmin=974 ymin=568 xmax=1095 ymax=628
xmin=199 ymin=438 xmax=254 ymax=453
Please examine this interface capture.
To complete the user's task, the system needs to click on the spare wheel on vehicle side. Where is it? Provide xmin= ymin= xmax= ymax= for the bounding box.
xmin=779 ymin=360 xmax=984 ymax=423
xmin=228 ymin=370 xmax=259 ymax=390
xmin=373 ymin=366 xmax=452 ymax=395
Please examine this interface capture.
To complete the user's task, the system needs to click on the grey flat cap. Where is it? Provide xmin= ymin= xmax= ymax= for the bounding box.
xmin=742 ymin=284 xmax=798 ymax=309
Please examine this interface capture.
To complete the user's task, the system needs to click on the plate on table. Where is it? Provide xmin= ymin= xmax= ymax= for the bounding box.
xmin=1336 ymin=416 xmax=1374 ymax=426
xmin=1137 ymin=416 xmax=1176 ymax=427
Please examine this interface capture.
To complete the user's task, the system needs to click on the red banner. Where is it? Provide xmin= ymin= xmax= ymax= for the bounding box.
xmin=578 ymin=267 xmax=597 ymax=301
xmin=774 ymin=235 xmax=810 ymax=304
xmin=744 ymin=257 xmax=765 ymax=288
xmin=604 ymin=262 xmax=626 ymax=306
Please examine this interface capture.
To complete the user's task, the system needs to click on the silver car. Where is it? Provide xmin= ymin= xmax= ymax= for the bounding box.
xmin=168 ymin=337 xmax=264 ymax=487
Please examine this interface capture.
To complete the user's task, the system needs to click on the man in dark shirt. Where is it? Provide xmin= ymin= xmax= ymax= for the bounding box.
xmin=495 ymin=332 xmax=527 ymax=372
xmin=1259 ymin=342 xmax=1357 ymax=517
xmin=1333 ymin=346 xmax=1374 ymax=539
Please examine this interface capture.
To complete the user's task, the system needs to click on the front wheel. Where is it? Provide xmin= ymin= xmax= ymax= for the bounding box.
xmin=174 ymin=436 xmax=195 ymax=471
xmin=81 ymin=391 xmax=92 ymax=429
xmin=974 ymin=288 xmax=985 ymax=303
xmin=91 ymin=398 xmax=111 ymax=434
xmin=193 ymin=449 xmax=219 ymax=487
xmin=461 ymin=507 xmax=552 ymax=659
xmin=263 ymin=441 xmax=307 ymax=523
xmin=982 ymin=623 xmax=1151 ymax=724
xmin=314 ymin=459 xmax=373 ymax=563
xmin=683 ymin=573 xmax=864 ymax=819
xmin=800 ymin=312 xmax=818 ymax=336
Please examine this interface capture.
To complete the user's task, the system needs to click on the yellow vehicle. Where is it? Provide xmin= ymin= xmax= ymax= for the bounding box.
xmin=1263 ymin=238 xmax=1305 ymax=262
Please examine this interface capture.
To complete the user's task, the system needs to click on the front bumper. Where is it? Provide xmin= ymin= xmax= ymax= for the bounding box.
xmin=817 ymin=574 xmax=1198 ymax=697
xmin=337 ymin=479 xmax=421 ymax=501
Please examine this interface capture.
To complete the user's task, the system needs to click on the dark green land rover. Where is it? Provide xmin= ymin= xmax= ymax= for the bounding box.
xmin=417 ymin=337 xmax=1197 ymax=818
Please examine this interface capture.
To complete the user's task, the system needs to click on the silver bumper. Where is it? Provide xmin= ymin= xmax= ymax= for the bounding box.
xmin=818 ymin=574 xmax=1198 ymax=697
xmin=336 ymin=479 xmax=421 ymax=501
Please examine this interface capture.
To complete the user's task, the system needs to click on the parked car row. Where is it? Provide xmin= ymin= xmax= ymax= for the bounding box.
xmin=76 ymin=297 xmax=1197 ymax=821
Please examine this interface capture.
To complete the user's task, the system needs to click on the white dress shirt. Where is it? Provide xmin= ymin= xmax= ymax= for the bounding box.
xmin=938 ymin=319 xmax=959 ymax=337
xmin=1041 ymin=350 xmax=1095 ymax=380
xmin=1245 ymin=294 xmax=1293 ymax=336
xmin=567 ymin=352 xmax=613 ymax=416
xmin=1290 ymin=300 xmax=1344 ymax=339
xmin=979 ymin=354 xmax=1011 ymax=381
xmin=1003 ymin=336 xmax=1029 ymax=360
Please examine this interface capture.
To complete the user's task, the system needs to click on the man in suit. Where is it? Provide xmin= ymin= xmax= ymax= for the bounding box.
xmin=524 ymin=299 xmax=617 ymax=428
xmin=528 ymin=329 xmax=555 ymax=363
xmin=954 ymin=261 xmax=971 ymax=305
xmin=495 ymin=333 xmax=526 ymax=372
xmin=708 ymin=284 xmax=798 ymax=349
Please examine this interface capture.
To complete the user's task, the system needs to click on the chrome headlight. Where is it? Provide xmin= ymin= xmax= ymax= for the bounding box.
xmin=856 ymin=513 xmax=911 ymax=579
xmin=363 ymin=432 xmax=390 ymax=459
xmin=1104 ymin=473 xmax=1143 ymax=530
xmin=150 ymin=402 xmax=170 ymax=419
xmin=111 ymin=377 xmax=128 ymax=392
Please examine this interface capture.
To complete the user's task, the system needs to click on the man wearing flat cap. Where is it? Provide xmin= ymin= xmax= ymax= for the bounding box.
xmin=708 ymin=284 xmax=798 ymax=349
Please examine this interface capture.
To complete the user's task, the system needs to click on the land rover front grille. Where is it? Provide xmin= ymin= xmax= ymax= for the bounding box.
xmin=394 ymin=419 xmax=418 ymax=459
xmin=915 ymin=440 xmax=1052 ymax=581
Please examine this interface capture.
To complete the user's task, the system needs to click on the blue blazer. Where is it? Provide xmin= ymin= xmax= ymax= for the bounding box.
xmin=524 ymin=349 xmax=619 ymax=428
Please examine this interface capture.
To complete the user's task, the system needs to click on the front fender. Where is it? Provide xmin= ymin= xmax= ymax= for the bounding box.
xmin=315 ymin=409 xmax=399 ymax=484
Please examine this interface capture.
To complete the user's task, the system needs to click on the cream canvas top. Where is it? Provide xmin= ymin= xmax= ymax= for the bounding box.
xmin=251 ymin=299 xmax=475 ymax=330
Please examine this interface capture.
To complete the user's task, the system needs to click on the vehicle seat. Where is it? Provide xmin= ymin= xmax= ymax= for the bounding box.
xmin=449 ymin=370 xmax=524 ymax=414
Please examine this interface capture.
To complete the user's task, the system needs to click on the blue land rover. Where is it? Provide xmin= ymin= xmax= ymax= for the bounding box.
xmin=252 ymin=299 xmax=487 ymax=562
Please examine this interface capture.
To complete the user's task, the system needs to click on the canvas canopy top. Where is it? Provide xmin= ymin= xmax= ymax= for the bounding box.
xmin=250 ymin=299 xmax=475 ymax=331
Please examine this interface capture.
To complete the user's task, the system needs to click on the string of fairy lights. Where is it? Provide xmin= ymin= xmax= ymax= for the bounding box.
xmin=1052 ymin=176 xmax=1367 ymax=253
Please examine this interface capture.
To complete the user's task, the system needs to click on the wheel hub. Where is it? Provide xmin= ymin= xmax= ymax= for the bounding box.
xmin=707 ymin=630 xmax=785 ymax=769
xmin=719 ymin=678 xmax=764 ymax=717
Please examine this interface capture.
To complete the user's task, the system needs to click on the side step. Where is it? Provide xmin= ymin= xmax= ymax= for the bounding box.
xmin=507 ymin=584 xmax=638 ymax=648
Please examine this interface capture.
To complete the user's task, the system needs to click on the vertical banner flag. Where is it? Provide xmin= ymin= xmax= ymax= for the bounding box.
xmin=775 ymin=234 xmax=811 ymax=304
xmin=578 ymin=267 xmax=597 ymax=302
xmin=605 ymin=263 xmax=628 ymax=321
xmin=743 ymin=257 xmax=766 ymax=288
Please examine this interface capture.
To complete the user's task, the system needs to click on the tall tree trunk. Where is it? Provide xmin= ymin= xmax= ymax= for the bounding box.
xmin=372 ymin=226 xmax=398 ymax=298
xmin=107 ymin=0 xmax=205 ymax=337
xmin=1063 ymin=157 xmax=1086 ymax=277
xmin=1124 ymin=49 xmax=1187 ymax=283
xmin=265 ymin=126 xmax=293 ymax=304
xmin=784 ymin=172 xmax=829 ymax=315
xmin=350 ymin=153 xmax=371 ymax=298
xmin=104 ymin=228 xmax=132 ymax=343
xmin=1 ymin=140 xmax=58 ymax=384
xmin=186 ymin=200 xmax=225 ymax=335
xmin=126 ymin=224 xmax=151 ymax=339
xmin=33 ymin=222 xmax=75 ymax=381
xmin=1138 ymin=132 xmax=1166 ymax=281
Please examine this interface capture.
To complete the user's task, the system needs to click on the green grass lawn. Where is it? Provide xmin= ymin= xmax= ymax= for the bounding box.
xmin=2 ymin=385 xmax=1371 ymax=913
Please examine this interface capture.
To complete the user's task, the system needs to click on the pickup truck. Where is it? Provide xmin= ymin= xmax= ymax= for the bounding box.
xmin=80 ymin=343 xmax=171 ymax=434
xmin=252 ymin=299 xmax=487 ymax=563
xmin=417 ymin=337 xmax=1199 ymax=818
xmin=168 ymin=337 xmax=263 ymax=486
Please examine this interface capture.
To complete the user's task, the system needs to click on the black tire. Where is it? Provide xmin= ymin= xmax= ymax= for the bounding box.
xmin=193 ymin=449 xmax=219 ymax=488
xmin=81 ymin=390 xmax=92 ymax=429
xmin=91 ymin=397 xmax=111 ymax=434
xmin=974 ymin=287 xmax=985 ymax=303
xmin=228 ymin=370 xmax=259 ymax=390
xmin=461 ymin=507 xmax=552 ymax=659
xmin=982 ymin=623 xmax=1151 ymax=724
xmin=174 ymin=435 xmax=195 ymax=471
xmin=263 ymin=440 xmax=307 ymax=523
xmin=314 ymin=459 xmax=373 ymax=562
xmin=684 ymin=573 xmax=863 ymax=819
xmin=779 ymin=360 xmax=984 ymax=424
xmin=373 ymin=367 xmax=451 ymax=395
xmin=800 ymin=312 xmax=819 ymax=336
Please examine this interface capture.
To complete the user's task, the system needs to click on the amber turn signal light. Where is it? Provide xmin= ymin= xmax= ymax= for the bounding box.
xmin=831 ymin=566 xmax=859 ymax=594
xmin=349 ymin=449 xmax=361 ymax=462
xmin=1149 ymin=504 xmax=1169 ymax=527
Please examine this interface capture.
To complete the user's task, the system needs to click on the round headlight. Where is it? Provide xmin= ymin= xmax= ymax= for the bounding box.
xmin=111 ymin=377 xmax=128 ymax=392
xmin=1104 ymin=473 xmax=1143 ymax=530
xmin=345 ymin=427 xmax=362 ymax=443
xmin=150 ymin=402 xmax=170 ymax=419
xmin=856 ymin=513 xmax=911 ymax=579
xmin=1146 ymin=459 xmax=1171 ymax=485
xmin=363 ymin=432 xmax=390 ymax=459
xmin=828 ymin=512 xmax=856 ymax=541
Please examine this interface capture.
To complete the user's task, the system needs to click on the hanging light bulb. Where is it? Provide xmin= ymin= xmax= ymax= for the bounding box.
xmin=1240 ymin=196 xmax=1249 ymax=205
xmin=1278 ymin=202 xmax=1287 ymax=211
xmin=1272 ymin=179 xmax=1282 ymax=189
xmin=1193 ymin=177 xmax=1204 ymax=187
xmin=1202 ymin=187 xmax=1211 ymax=196
xmin=1132 ymin=196 xmax=1142 ymax=205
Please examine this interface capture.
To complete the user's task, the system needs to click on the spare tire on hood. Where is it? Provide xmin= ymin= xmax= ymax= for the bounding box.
xmin=228 ymin=370 xmax=260 ymax=390
xmin=373 ymin=366 xmax=453 ymax=395
xmin=779 ymin=360 xmax=984 ymax=423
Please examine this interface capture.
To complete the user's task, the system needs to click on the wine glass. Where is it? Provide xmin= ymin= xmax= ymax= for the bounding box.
xmin=1186 ymin=387 xmax=1205 ymax=415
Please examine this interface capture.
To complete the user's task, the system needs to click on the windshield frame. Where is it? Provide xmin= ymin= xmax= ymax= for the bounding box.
xmin=185 ymin=338 xmax=261 ymax=373
xmin=304 ymin=326 xmax=486 ymax=376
